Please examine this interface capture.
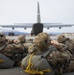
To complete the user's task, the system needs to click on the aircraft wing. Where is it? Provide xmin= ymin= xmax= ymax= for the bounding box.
xmin=0 ymin=23 xmax=33 ymax=28
xmin=0 ymin=23 xmax=74 ymax=28
xmin=43 ymin=23 xmax=74 ymax=28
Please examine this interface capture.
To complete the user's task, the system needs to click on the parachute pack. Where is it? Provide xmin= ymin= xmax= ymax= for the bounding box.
xmin=0 ymin=53 xmax=14 ymax=69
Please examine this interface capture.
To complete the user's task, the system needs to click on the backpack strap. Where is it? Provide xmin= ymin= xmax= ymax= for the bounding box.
xmin=42 ymin=45 xmax=57 ymax=58
xmin=0 ymin=44 xmax=7 ymax=51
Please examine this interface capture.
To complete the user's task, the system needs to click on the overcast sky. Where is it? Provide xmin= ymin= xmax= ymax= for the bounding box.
xmin=0 ymin=0 xmax=74 ymax=33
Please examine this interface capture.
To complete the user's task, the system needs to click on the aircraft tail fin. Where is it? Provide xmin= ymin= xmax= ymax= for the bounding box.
xmin=37 ymin=2 xmax=41 ymax=23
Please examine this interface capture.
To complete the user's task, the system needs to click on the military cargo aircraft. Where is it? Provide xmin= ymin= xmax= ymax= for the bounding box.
xmin=0 ymin=2 xmax=74 ymax=35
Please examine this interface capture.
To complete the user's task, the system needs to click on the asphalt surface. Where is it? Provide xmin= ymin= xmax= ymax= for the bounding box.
xmin=0 ymin=67 xmax=28 ymax=75
xmin=0 ymin=67 xmax=74 ymax=75
xmin=6 ymin=35 xmax=74 ymax=40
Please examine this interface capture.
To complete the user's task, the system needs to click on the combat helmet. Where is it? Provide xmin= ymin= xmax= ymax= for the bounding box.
xmin=18 ymin=35 xmax=26 ymax=43
xmin=0 ymin=32 xmax=6 ymax=47
xmin=34 ymin=32 xmax=50 ymax=51
xmin=28 ymin=44 xmax=38 ymax=53
xmin=57 ymin=35 xmax=67 ymax=43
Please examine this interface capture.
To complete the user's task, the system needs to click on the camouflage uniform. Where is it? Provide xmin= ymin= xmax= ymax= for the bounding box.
xmin=57 ymin=35 xmax=74 ymax=54
xmin=0 ymin=33 xmax=25 ymax=68
xmin=33 ymin=32 xmax=50 ymax=51
xmin=21 ymin=32 xmax=71 ymax=75
xmin=21 ymin=33 xmax=54 ymax=75
xmin=14 ymin=34 xmax=31 ymax=55
xmin=57 ymin=35 xmax=67 ymax=43
xmin=57 ymin=35 xmax=74 ymax=72
xmin=0 ymin=32 xmax=14 ymax=68
xmin=6 ymin=38 xmax=14 ymax=44
xmin=49 ymin=43 xmax=73 ymax=73
xmin=33 ymin=33 xmax=74 ymax=74
xmin=17 ymin=34 xmax=26 ymax=43
xmin=12 ymin=43 xmax=25 ymax=66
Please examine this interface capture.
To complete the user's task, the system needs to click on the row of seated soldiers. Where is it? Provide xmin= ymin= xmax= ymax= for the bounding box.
xmin=21 ymin=33 xmax=74 ymax=75
xmin=0 ymin=32 xmax=74 ymax=75
xmin=0 ymin=32 xmax=32 ymax=68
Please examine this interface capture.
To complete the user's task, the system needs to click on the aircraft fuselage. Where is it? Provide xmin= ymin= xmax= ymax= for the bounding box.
xmin=31 ymin=23 xmax=43 ymax=35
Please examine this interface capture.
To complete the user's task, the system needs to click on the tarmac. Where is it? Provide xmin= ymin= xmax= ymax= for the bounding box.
xmin=6 ymin=35 xmax=74 ymax=40
xmin=0 ymin=67 xmax=28 ymax=75
xmin=0 ymin=67 xmax=74 ymax=75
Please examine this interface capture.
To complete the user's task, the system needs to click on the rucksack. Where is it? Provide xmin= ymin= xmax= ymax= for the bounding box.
xmin=21 ymin=49 xmax=54 ymax=75
xmin=0 ymin=53 xmax=14 ymax=69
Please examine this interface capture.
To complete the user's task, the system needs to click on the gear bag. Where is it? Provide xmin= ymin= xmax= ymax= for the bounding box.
xmin=21 ymin=48 xmax=54 ymax=75
xmin=0 ymin=53 xmax=14 ymax=69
